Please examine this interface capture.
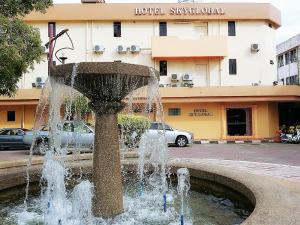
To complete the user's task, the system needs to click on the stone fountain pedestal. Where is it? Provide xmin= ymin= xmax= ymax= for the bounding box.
xmin=51 ymin=62 xmax=157 ymax=218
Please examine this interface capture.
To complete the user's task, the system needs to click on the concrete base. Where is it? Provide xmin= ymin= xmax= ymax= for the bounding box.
xmin=92 ymin=114 xmax=123 ymax=218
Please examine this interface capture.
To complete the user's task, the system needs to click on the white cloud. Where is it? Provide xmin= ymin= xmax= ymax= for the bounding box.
xmin=53 ymin=0 xmax=300 ymax=44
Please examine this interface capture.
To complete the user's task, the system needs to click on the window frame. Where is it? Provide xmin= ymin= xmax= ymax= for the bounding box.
xmin=168 ymin=108 xmax=181 ymax=116
xmin=113 ymin=21 xmax=121 ymax=37
xmin=7 ymin=111 xmax=16 ymax=122
xmin=159 ymin=60 xmax=167 ymax=76
xmin=229 ymin=59 xmax=237 ymax=75
xmin=159 ymin=22 xmax=167 ymax=36
xmin=228 ymin=21 xmax=236 ymax=36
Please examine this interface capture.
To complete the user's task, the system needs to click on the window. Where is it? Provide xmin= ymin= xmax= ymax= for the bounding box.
xmin=159 ymin=61 xmax=167 ymax=76
xmin=278 ymin=55 xmax=284 ymax=68
xmin=228 ymin=21 xmax=236 ymax=36
xmin=7 ymin=111 xmax=15 ymax=122
xmin=159 ymin=22 xmax=167 ymax=36
xmin=48 ymin=22 xmax=56 ymax=37
xmin=290 ymin=49 xmax=297 ymax=63
xmin=285 ymin=52 xmax=290 ymax=65
xmin=149 ymin=123 xmax=158 ymax=130
xmin=168 ymin=108 xmax=181 ymax=116
xmin=113 ymin=22 xmax=121 ymax=37
xmin=229 ymin=59 xmax=237 ymax=75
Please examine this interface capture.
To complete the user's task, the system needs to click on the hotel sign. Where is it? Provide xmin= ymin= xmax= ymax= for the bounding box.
xmin=189 ymin=108 xmax=213 ymax=117
xmin=135 ymin=7 xmax=225 ymax=16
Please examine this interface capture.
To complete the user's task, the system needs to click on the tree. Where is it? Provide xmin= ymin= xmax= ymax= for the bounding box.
xmin=0 ymin=0 xmax=52 ymax=96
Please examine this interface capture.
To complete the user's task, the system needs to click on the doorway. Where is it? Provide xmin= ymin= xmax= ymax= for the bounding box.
xmin=226 ymin=108 xmax=252 ymax=136
xmin=194 ymin=64 xmax=208 ymax=87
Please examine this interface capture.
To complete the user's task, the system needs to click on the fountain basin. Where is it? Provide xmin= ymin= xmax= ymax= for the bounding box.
xmin=1 ymin=156 xmax=300 ymax=224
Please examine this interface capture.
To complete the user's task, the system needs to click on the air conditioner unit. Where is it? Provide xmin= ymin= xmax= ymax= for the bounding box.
xmin=251 ymin=44 xmax=260 ymax=52
xmin=117 ymin=45 xmax=127 ymax=54
xmin=35 ymin=77 xmax=44 ymax=89
xmin=42 ymin=46 xmax=49 ymax=54
xmin=159 ymin=84 xmax=165 ymax=87
xmin=94 ymin=44 xmax=105 ymax=53
xmin=252 ymin=83 xmax=260 ymax=86
xmin=171 ymin=83 xmax=178 ymax=87
xmin=130 ymin=45 xmax=141 ymax=53
xmin=171 ymin=74 xmax=179 ymax=82
xmin=182 ymin=74 xmax=193 ymax=81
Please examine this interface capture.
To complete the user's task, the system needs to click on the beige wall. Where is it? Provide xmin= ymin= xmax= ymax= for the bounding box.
xmin=0 ymin=105 xmax=36 ymax=129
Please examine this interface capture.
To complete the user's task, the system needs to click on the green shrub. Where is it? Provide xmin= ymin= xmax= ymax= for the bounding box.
xmin=118 ymin=114 xmax=151 ymax=149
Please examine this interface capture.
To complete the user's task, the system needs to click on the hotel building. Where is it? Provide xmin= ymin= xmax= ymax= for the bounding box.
xmin=1 ymin=1 xmax=299 ymax=141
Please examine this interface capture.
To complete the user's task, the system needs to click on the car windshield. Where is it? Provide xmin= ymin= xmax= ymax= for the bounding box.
xmin=150 ymin=123 xmax=173 ymax=131
xmin=0 ymin=129 xmax=10 ymax=135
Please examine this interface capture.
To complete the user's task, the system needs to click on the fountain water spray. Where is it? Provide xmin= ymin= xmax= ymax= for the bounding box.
xmin=177 ymin=168 xmax=190 ymax=225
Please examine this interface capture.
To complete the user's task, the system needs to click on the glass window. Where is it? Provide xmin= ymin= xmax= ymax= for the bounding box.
xmin=159 ymin=22 xmax=167 ymax=36
xmin=229 ymin=59 xmax=237 ymax=75
xmin=0 ymin=129 xmax=10 ymax=135
xmin=48 ymin=22 xmax=56 ymax=37
xmin=113 ymin=22 xmax=121 ymax=37
xmin=149 ymin=123 xmax=158 ymax=130
xmin=159 ymin=61 xmax=167 ymax=76
xmin=168 ymin=108 xmax=181 ymax=116
xmin=278 ymin=55 xmax=284 ymax=68
xmin=285 ymin=53 xmax=290 ymax=65
xmin=228 ymin=21 xmax=236 ymax=36
xmin=290 ymin=49 xmax=297 ymax=63
xmin=7 ymin=111 xmax=15 ymax=122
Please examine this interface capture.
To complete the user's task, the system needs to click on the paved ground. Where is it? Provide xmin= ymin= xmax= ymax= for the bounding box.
xmin=169 ymin=143 xmax=300 ymax=166
xmin=1 ymin=143 xmax=300 ymax=182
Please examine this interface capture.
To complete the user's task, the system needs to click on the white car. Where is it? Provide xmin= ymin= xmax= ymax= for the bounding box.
xmin=146 ymin=122 xmax=193 ymax=147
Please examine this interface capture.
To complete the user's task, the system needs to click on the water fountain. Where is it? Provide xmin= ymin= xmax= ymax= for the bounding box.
xmin=50 ymin=62 xmax=158 ymax=218
xmin=0 ymin=61 xmax=253 ymax=225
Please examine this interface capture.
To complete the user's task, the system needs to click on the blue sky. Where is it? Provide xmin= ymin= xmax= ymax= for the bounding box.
xmin=53 ymin=0 xmax=300 ymax=44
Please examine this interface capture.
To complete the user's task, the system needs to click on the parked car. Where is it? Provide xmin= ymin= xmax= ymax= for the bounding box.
xmin=0 ymin=128 xmax=30 ymax=150
xmin=23 ymin=121 xmax=94 ymax=155
xmin=146 ymin=122 xmax=193 ymax=147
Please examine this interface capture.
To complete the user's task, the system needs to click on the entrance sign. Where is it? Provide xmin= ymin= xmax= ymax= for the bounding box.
xmin=135 ymin=7 xmax=225 ymax=16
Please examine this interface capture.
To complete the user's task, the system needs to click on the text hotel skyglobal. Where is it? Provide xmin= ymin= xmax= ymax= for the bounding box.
xmin=135 ymin=7 xmax=225 ymax=16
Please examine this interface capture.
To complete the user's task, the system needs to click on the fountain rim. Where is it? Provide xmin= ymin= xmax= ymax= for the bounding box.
xmin=50 ymin=62 xmax=159 ymax=79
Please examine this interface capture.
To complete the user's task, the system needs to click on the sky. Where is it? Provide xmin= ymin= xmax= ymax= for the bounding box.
xmin=53 ymin=0 xmax=300 ymax=44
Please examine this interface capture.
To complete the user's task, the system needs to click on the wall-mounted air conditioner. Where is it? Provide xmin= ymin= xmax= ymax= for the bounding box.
xmin=182 ymin=74 xmax=193 ymax=81
xmin=32 ymin=77 xmax=44 ymax=89
xmin=130 ymin=45 xmax=141 ymax=53
xmin=117 ymin=45 xmax=127 ymax=54
xmin=171 ymin=83 xmax=179 ymax=87
xmin=94 ymin=44 xmax=105 ymax=54
xmin=251 ymin=44 xmax=260 ymax=52
xmin=171 ymin=74 xmax=179 ymax=83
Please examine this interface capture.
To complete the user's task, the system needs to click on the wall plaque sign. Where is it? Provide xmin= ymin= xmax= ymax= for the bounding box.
xmin=189 ymin=108 xmax=213 ymax=117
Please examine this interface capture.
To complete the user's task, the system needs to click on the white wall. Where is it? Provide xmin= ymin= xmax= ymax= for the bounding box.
xmin=20 ymin=20 xmax=277 ymax=88
xmin=220 ymin=21 xmax=277 ymax=86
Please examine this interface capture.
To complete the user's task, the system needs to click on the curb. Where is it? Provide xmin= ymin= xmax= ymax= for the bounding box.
xmin=194 ymin=139 xmax=275 ymax=144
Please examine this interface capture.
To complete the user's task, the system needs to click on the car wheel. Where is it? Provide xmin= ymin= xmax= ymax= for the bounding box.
xmin=34 ymin=141 xmax=49 ymax=155
xmin=175 ymin=136 xmax=188 ymax=147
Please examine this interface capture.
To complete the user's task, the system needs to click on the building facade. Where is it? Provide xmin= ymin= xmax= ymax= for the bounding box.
xmin=1 ymin=2 xmax=300 ymax=140
xmin=277 ymin=33 xmax=300 ymax=85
